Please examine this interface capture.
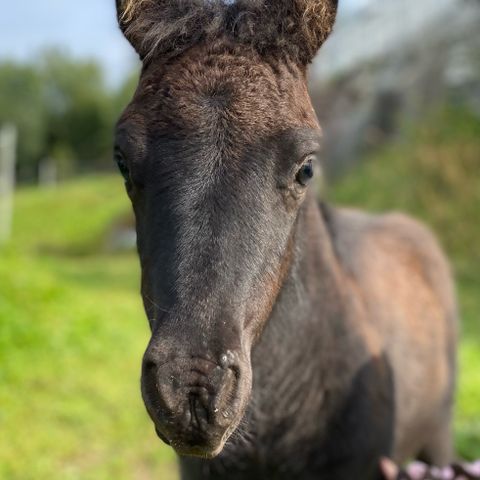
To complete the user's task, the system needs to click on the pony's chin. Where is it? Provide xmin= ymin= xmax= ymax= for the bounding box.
xmin=155 ymin=425 xmax=231 ymax=459
xmin=174 ymin=442 xmax=225 ymax=459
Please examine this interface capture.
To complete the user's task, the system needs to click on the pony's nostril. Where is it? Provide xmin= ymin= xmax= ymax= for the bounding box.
xmin=143 ymin=358 xmax=157 ymax=375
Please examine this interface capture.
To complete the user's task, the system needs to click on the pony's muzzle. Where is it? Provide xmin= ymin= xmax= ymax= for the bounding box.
xmin=141 ymin=351 xmax=246 ymax=458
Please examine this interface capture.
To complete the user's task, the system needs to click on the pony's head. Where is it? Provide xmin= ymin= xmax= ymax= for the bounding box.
xmin=115 ymin=0 xmax=337 ymax=458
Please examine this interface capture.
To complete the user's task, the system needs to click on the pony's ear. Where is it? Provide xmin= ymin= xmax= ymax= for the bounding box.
xmin=115 ymin=0 xmax=152 ymax=60
xmin=231 ymin=0 xmax=338 ymax=65
xmin=288 ymin=0 xmax=339 ymax=63
xmin=115 ymin=0 xmax=220 ymax=62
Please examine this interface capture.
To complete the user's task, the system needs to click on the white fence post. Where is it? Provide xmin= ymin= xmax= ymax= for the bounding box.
xmin=0 ymin=124 xmax=18 ymax=245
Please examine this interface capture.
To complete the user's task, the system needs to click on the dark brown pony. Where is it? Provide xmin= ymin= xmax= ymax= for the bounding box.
xmin=114 ymin=1 xmax=458 ymax=478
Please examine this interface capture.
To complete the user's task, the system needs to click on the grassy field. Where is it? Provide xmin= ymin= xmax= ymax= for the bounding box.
xmin=0 ymin=177 xmax=177 ymax=479
xmin=0 ymin=107 xmax=478 ymax=478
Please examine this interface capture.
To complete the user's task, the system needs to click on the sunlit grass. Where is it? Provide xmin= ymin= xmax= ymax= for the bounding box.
xmin=0 ymin=176 xmax=176 ymax=480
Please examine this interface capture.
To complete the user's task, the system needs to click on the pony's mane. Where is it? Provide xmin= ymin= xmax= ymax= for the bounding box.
xmin=118 ymin=0 xmax=337 ymax=64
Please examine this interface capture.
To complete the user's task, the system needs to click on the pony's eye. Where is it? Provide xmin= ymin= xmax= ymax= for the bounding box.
xmin=296 ymin=159 xmax=314 ymax=186
xmin=114 ymin=150 xmax=130 ymax=182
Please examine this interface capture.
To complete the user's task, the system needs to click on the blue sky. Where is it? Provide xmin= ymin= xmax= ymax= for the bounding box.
xmin=0 ymin=0 xmax=367 ymax=86
xmin=0 ymin=1 xmax=135 ymax=85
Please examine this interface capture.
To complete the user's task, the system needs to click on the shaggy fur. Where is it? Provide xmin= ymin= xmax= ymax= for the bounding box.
xmin=116 ymin=0 xmax=338 ymax=63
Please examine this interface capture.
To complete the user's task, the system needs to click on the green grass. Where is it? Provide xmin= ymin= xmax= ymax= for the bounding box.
xmin=0 ymin=176 xmax=177 ymax=480
xmin=0 ymin=106 xmax=478 ymax=478
xmin=331 ymin=106 xmax=480 ymax=459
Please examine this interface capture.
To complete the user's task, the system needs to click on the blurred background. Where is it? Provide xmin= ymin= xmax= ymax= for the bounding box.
xmin=0 ymin=0 xmax=479 ymax=478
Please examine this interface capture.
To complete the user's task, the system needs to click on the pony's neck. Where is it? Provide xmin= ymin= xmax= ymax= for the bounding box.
xmin=250 ymin=194 xmax=352 ymax=419
xmin=257 ymin=193 xmax=346 ymax=346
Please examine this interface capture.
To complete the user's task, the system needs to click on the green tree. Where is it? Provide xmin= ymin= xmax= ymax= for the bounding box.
xmin=0 ymin=49 xmax=138 ymax=182
xmin=39 ymin=50 xmax=114 ymax=174
xmin=0 ymin=62 xmax=47 ymax=180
